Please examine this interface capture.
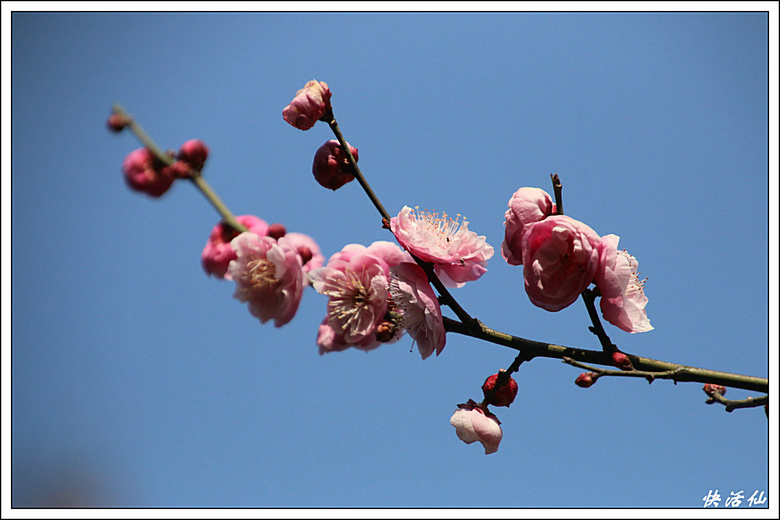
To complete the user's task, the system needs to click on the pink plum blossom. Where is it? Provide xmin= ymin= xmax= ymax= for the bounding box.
xmin=502 ymin=187 xmax=557 ymax=266
xmin=282 ymin=80 xmax=332 ymax=130
xmin=312 ymin=140 xmax=358 ymax=190
xmin=594 ymin=234 xmax=653 ymax=333
xmin=449 ymin=400 xmax=503 ymax=455
xmin=121 ymin=147 xmax=175 ymax=197
xmin=521 ymin=215 xmax=602 ymax=311
xmin=309 ymin=241 xmax=411 ymax=354
xmin=390 ymin=206 xmax=494 ymax=288
xmin=228 ymin=233 xmax=306 ymax=327
xmin=201 ymin=215 xmax=270 ymax=280
xmin=388 ymin=262 xmax=446 ymax=360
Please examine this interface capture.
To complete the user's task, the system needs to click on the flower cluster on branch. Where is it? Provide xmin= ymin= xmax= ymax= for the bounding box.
xmin=107 ymin=79 xmax=768 ymax=455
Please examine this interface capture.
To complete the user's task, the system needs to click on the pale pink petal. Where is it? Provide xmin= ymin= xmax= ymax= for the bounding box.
xmin=521 ymin=216 xmax=601 ymax=312
xmin=502 ymin=187 xmax=557 ymax=266
xmin=390 ymin=206 xmax=493 ymax=288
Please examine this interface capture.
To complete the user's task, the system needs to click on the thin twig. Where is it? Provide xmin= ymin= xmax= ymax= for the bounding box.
xmin=562 ymin=356 xmax=683 ymax=384
xmin=550 ymin=173 xmax=563 ymax=215
xmin=706 ymin=392 xmax=768 ymax=413
xmin=113 ymin=103 xmax=247 ymax=233
xmin=581 ymin=288 xmax=617 ymax=353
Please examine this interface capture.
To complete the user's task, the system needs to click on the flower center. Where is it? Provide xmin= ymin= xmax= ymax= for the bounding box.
xmin=245 ymin=258 xmax=278 ymax=290
xmin=619 ymin=249 xmax=647 ymax=293
xmin=325 ymin=269 xmax=371 ymax=331
xmin=411 ymin=206 xmax=465 ymax=245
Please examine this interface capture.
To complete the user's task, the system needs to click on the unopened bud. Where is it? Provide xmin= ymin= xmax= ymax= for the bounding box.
xmin=703 ymin=384 xmax=727 ymax=397
xmin=176 ymin=139 xmax=209 ymax=171
xmin=575 ymin=372 xmax=598 ymax=388
xmin=612 ymin=351 xmax=633 ymax=370
xmin=297 ymin=245 xmax=313 ymax=266
xmin=107 ymin=113 xmax=130 ymax=132
xmin=267 ymin=223 xmax=287 ymax=240
xmin=481 ymin=370 xmax=518 ymax=407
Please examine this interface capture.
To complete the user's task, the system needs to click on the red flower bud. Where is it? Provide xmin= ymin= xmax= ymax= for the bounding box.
xmin=176 ymin=139 xmax=209 ymax=171
xmin=612 ymin=351 xmax=633 ymax=370
xmin=703 ymin=384 xmax=727 ymax=397
xmin=267 ymin=223 xmax=287 ymax=240
xmin=481 ymin=370 xmax=518 ymax=407
xmin=575 ymin=372 xmax=598 ymax=388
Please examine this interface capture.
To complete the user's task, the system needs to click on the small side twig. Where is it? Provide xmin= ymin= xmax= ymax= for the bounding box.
xmin=563 ymin=356 xmax=684 ymax=384
xmin=706 ymin=392 xmax=768 ymax=413
xmin=550 ymin=173 xmax=563 ymax=215
xmin=581 ymin=288 xmax=617 ymax=354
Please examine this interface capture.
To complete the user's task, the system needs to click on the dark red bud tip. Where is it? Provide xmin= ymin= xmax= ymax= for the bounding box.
xmin=575 ymin=372 xmax=598 ymax=388
xmin=267 ymin=223 xmax=286 ymax=239
xmin=703 ymin=384 xmax=727 ymax=397
xmin=297 ymin=246 xmax=313 ymax=265
xmin=612 ymin=351 xmax=633 ymax=371
xmin=107 ymin=113 xmax=130 ymax=132
xmin=481 ymin=370 xmax=519 ymax=407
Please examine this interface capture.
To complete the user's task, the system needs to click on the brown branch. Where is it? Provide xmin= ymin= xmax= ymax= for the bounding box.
xmin=443 ymin=316 xmax=767 ymax=393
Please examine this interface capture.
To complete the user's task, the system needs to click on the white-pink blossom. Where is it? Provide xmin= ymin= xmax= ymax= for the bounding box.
xmin=521 ymin=215 xmax=601 ymax=311
xmin=501 ymin=187 xmax=557 ymax=266
xmin=389 ymin=262 xmax=446 ymax=360
xmin=228 ymin=233 xmax=306 ymax=327
xmin=282 ymin=80 xmax=332 ymax=130
xmin=449 ymin=400 xmax=503 ymax=455
xmin=309 ymin=241 xmax=411 ymax=354
xmin=390 ymin=206 xmax=494 ymax=288
xmin=594 ymin=234 xmax=653 ymax=333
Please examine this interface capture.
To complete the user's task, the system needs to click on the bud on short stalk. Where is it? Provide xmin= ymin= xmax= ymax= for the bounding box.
xmin=481 ymin=370 xmax=518 ymax=407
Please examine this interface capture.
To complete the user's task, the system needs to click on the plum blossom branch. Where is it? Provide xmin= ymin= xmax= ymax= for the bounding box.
xmin=325 ymin=115 xmax=480 ymax=330
xmin=111 ymin=103 xmax=248 ymax=234
xmin=442 ymin=316 xmax=768 ymax=393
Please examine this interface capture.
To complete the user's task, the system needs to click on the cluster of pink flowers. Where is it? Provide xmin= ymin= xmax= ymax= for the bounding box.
xmin=201 ymin=215 xmax=324 ymax=328
xmin=501 ymin=187 xmax=652 ymax=334
xmin=119 ymin=139 xmax=210 ymax=197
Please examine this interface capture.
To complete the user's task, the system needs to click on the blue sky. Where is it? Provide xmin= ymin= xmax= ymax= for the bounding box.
xmin=6 ymin=8 xmax=777 ymax=512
